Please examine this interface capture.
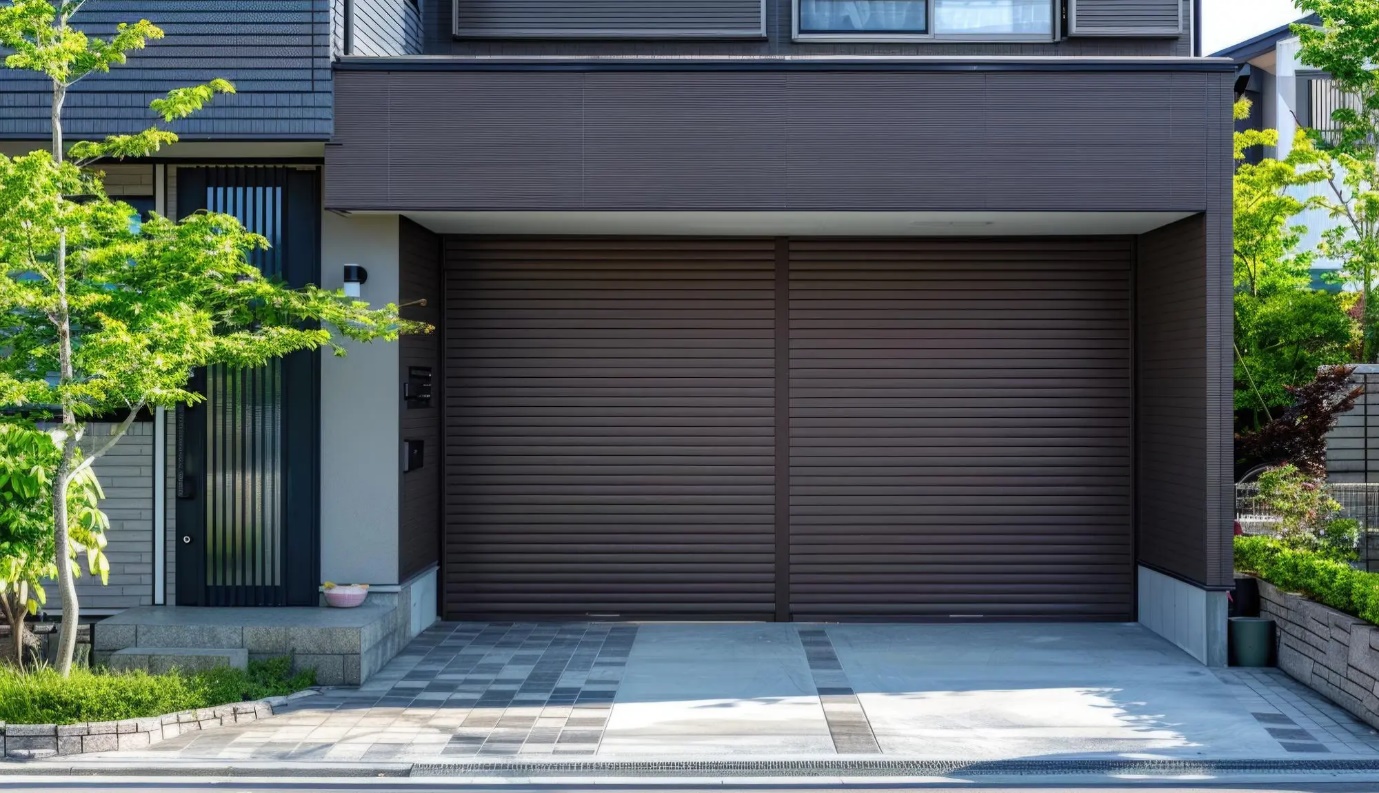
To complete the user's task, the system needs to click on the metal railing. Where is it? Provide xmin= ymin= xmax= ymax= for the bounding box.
xmin=1236 ymin=482 xmax=1379 ymax=571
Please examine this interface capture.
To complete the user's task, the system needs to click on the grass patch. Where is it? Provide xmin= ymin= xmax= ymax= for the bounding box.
xmin=1236 ymin=534 xmax=1379 ymax=624
xmin=0 ymin=656 xmax=315 ymax=725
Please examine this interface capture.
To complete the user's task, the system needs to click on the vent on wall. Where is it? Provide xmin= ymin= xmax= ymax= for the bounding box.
xmin=1067 ymin=0 xmax=1182 ymax=37
xmin=453 ymin=0 xmax=767 ymax=38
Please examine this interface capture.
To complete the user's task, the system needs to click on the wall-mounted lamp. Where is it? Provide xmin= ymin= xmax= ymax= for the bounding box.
xmin=342 ymin=264 xmax=368 ymax=298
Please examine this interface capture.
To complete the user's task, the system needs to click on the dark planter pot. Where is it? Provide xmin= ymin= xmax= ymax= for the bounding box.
xmin=1232 ymin=576 xmax=1261 ymax=618
xmin=1229 ymin=617 xmax=1275 ymax=667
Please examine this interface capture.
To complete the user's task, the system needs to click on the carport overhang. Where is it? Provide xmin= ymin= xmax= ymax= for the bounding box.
xmin=322 ymin=59 xmax=1235 ymax=665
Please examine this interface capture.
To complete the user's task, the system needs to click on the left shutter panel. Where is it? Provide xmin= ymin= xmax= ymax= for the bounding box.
xmin=442 ymin=237 xmax=779 ymax=620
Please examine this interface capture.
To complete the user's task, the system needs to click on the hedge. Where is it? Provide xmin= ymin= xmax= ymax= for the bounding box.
xmin=0 ymin=656 xmax=314 ymax=725
xmin=1235 ymin=535 xmax=1379 ymax=625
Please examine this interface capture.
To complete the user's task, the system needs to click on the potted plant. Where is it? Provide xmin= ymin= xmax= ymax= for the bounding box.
xmin=322 ymin=582 xmax=369 ymax=608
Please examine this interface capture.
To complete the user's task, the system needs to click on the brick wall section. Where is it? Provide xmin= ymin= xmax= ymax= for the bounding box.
xmin=1258 ymin=579 xmax=1379 ymax=730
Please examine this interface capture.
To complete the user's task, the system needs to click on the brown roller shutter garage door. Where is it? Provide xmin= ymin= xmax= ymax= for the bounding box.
xmin=443 ymin=238 xmax=779 ymax=619
xmin=787 ymin=239 xmax=1134 ymax=620
xmin=443 ymin=237 xmax=1133 ymax=621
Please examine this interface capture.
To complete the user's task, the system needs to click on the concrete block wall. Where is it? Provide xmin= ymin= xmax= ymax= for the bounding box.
xmin=1259 ymin=579 xmax=1379 ymax=731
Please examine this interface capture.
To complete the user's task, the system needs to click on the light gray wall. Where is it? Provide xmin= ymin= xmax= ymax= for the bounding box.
xmin=320 ymin=212 xmax=403 ymax=584
xmin=40 ymin=422 xmax=156 ymax=614
xmin=1327 ymin=366 xmax=1379 ymax=484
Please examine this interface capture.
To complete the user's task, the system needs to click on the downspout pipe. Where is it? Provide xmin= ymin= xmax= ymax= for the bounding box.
xmin=343 ymin=0 xmax=355 ymax=56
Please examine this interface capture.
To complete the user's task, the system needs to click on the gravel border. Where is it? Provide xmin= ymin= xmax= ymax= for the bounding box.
xmin=0 ymin=689 xmax=318 ymax=760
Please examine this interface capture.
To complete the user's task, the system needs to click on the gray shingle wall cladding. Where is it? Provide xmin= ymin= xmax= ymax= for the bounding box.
xmin=0 ymin=0 xmax=333 ymax=141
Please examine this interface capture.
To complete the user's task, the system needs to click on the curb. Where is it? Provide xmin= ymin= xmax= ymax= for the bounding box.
xmin=8 ymin=757 xmax=1379 ymax=778
xmin=0 ymin=689 xmax=320 ymax=760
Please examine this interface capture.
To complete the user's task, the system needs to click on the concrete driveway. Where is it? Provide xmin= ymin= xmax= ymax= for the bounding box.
xmin=51 ymin=622 xmax=1379 ymax=765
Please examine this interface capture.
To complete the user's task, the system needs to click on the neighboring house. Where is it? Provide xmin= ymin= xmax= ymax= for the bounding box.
xmin=1214 ymin=14 xmax=1349 ymax=288
xmin=0 ymin=0 xmax=1236 ymax=668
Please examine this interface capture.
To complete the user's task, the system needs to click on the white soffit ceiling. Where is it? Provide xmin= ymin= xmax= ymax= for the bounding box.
xmin=399 ymin=211 xmax=1196 ymax=237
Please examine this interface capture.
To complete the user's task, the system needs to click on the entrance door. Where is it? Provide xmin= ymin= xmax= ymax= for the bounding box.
xmin=175 ymin=167 xmax=321 ymax=607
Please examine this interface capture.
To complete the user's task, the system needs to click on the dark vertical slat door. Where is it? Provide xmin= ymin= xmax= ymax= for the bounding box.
xmin=443 ymin=238 xmax=778 ymax=619
xmin=786 ymin=239 xmax=1134 ymax=620
xmin=198 ymin=167 xmax=286 ymax=607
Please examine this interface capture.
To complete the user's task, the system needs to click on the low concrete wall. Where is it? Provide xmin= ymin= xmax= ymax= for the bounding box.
xmin=1137 ymin=565 xmax=1228 ymax=666
xmin=0 ymin=691 xmax=318 ymax=759
xmin=1258 ymin=579 xmax=1379 ymax=730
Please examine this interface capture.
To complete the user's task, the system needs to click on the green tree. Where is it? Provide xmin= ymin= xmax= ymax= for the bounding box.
xmin=0 ymin=0 xmax=426 ymax=675
xmin=1293 ymin=1 xmax=1379 ymax=361
xmin=1232 ymin=99 xmax=1356 ymax=428
xmin=0 ymin=423 xmax=107 ymax=671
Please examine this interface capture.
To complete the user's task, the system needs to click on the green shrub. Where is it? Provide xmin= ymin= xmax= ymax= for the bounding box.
xmin=0 ymin=657 xmax=314 ymax=725
xmin=1235 ymin=534 xmax=1379 ymax=624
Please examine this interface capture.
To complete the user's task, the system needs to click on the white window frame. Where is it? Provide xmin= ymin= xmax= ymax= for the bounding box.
xmin=792 ymin=0 xmax=1059 ymax=43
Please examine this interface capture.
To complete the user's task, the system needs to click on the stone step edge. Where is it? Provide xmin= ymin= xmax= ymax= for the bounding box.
xmin=0 ymin=689 xmax=318 ymax=760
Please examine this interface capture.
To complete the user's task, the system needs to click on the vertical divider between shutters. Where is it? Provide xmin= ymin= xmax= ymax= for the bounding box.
xmin=774 ymin=239 xmax=791 ymax=622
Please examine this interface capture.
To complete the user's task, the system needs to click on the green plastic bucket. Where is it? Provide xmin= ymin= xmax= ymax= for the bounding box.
xmin=1230 ymin=617 xmax=1274 ymax=667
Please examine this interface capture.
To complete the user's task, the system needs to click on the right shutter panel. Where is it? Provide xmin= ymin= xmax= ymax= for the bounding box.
xmin=1069 ymin=0 xmax=1182 ymax=37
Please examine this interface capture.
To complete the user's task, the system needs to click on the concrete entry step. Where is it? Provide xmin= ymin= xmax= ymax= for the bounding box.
xmin=108 ymin=647 xmax=249 ymax=673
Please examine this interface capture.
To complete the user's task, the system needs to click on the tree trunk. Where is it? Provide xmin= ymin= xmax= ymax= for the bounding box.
xmin=50 ymin=71 xmax=80 ymax=677
xmin=0 ymin=585 xmax=29 ymax=672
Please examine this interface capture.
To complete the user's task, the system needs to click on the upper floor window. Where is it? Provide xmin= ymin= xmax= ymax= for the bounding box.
xmin=797 ymin=0 xmax=1054 ymax=40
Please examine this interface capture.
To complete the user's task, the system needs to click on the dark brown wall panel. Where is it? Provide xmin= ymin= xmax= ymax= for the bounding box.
xmin=1135 ymin=215 xmax=1219 ymax=586
xmin=399 ymin=218 xmax=443 ymax=582
xmin=786 ymin=238 xmax=1135 ymax=620
xmin=328 ymin=68 xmax=1227 ymax=214
xmin=442 ymin=237 xmax=779 ymax=619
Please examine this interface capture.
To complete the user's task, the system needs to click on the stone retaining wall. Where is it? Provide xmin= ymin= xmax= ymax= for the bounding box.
xmin=0 ymin=690 xmax=318 ymax=760
xmin=1258 ymin=579 xmax=1379 ymax=730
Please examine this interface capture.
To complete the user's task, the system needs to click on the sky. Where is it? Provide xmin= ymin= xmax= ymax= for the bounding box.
xmin=1202 ymin=0 xmax=1302 ymax=56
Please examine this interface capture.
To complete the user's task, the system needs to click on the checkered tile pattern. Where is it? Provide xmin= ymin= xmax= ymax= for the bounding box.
xmin=1217 ymin=667 xmax=1379 ymax=755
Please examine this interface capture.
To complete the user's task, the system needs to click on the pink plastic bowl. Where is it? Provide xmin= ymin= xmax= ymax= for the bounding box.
xmin=324 ymin=588 xmax=368 ymax=608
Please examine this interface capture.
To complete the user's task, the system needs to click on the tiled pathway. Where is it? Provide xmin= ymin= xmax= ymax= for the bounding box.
xmin=1217 ymin=667 xmax=1379 ymax=755
xmin=74 ymin=622 xmax=1379 ymax=764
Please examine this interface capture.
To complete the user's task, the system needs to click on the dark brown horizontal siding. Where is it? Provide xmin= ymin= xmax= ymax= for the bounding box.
xmin=399 ymin=218 xmax=442 ymax=582
xmin=442 ymin=237 xmax=778 ymax=619
xmin=1135 ymin=216 xmax=1210 ymax=584
xmin=786 ymin=239 xmax=1134 ymax=620
xmin=327 ymin=69 xmax=1227 ymax=213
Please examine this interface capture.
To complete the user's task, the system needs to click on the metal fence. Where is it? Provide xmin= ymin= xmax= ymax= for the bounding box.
xmin=1236 ymin=483 xmax=1379 ymax=572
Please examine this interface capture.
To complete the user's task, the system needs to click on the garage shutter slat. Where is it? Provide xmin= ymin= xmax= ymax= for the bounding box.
xmin=443 ymin=236 xmax=778 ymax=619
xmin=787 ymin=238 xmax=1134 ymax=621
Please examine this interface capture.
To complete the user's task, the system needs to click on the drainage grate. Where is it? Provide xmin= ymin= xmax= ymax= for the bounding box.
xmin=797 ymin=627 xmax=881 ymax=754
xmin=410 ymin=758 xmax=1379 ymax=777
